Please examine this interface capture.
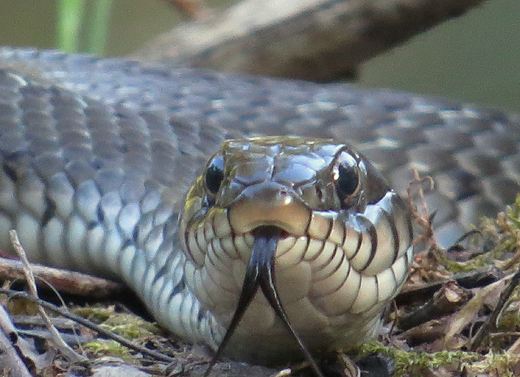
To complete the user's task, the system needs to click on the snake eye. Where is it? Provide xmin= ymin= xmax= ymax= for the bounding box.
xmin=332 ymin=152 xmax=360 ymax=207
xmin=205 ymin=156 xmax=225 ymax=195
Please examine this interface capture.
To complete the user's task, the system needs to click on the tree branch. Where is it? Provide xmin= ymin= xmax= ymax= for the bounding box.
xmin=135 ymin=0 xmax=486 ymax=81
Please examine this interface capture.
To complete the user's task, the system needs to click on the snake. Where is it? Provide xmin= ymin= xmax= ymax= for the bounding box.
xmin=0 ymin=47 xmax=519 ymax=371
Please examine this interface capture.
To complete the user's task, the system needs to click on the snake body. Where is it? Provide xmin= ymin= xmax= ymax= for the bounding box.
xmin=0 ymin=48 xmax=519 ymax=365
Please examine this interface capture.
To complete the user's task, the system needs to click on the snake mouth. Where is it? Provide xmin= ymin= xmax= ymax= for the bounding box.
xmin=205 ymin=225 xmax=324 ymax=377
xmin=251 ymin=225 xmax=290 ymax=239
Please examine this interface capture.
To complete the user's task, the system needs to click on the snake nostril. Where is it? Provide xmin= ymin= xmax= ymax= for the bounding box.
xmin=316 ymin=187 xmax=324 ymax=202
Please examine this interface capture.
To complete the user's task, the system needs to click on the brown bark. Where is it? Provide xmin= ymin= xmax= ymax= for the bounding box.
xmin=135 ymin=0 xmax=486 ymax=82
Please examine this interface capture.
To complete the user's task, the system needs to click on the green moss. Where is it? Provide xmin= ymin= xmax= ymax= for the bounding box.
xmin=433 ymin=194 xmax=520 ymax=274
xmin=74 ymin=305 xmax=116 ymax=322
xmin=356 ymin=340 xmax=520 ymax=376
xmin=357 ymin=341 xmax=479 ymax=376
xmin=466 ymin=352 xmax=520 ymax=377
xmin=73 ymin=306 xmax=162 ymax=361
xmin=497 ymin=301 xmax=520 ymax=331
xmin=100 ymin=313 xmax=160 ymax=338
xmin=74 ymin=306 xmax=161 ymax=338
xmin=84 ymin=339 xmax=131 ymax=359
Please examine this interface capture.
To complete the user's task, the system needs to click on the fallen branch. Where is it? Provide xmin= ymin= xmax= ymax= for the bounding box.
xmin=0 ymin=255 xmax=124 ymax=299
xmin=397 ymin=265 xmax=502 ymax=306
xmin=135 ymin=0 xmax=486 ymax=81
xmin=398 ymin=281 xmax=471 ymax=332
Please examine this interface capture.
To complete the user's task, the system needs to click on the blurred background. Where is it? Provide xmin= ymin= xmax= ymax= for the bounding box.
xmin=0 ymin=0 xmax=518 ymax=112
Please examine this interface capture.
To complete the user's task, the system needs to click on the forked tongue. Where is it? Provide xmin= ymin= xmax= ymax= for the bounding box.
xmin=204 ymin=226 xmax=324 ymax=377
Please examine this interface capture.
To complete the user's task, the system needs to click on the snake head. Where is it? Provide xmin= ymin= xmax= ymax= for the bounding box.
xmin=179 ymin=136 xmax=413 ymax=367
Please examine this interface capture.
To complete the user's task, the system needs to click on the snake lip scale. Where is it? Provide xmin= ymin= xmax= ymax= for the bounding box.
xmin=0 ymin=48 xmax=519 ymax=374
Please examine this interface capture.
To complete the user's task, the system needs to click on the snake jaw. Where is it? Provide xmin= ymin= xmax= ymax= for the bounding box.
xmin=205 ymin=225 xmax=325 ymax=377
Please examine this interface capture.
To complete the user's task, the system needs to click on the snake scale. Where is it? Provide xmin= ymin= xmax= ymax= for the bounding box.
xmin=0 ymin=47 xmax=519 ymax=369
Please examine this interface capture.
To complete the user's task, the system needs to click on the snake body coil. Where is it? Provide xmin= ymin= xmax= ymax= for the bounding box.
xmin=0 ymin=48 xmax=519 ymax=365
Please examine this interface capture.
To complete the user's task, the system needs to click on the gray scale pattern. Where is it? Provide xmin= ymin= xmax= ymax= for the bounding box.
xmin=1 ymin=49 xmax=519 ymax=247
xmin=0 ymin=47 xmax=519 ymax=355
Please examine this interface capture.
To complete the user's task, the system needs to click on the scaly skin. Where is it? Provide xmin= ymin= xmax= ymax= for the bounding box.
xmin=0 ymin=48 xmax=519 ymax=366
xmin=179 ymin=137 xmax=412 ymax=363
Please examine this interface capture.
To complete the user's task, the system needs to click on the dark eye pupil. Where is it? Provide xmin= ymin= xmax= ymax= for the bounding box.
xmin=205 ymin=160 xmax=224 ymax=194
xmin=335 ymin=164 xmax=359 ymax=200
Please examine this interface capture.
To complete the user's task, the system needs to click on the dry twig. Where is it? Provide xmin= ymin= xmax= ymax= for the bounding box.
xmin=469 ymin=266 xmax=520 ymax=351
xmin=0 ymin=303 xmax=33 ymax=377
xmin=0 ymin=255 xmax=124 ymax=298
xmin=398 ymin=282 xmax=471 ymax=332
xmin=0 ymin=288 xmax=175 ymax=363
xmin=8 ymin=230 xmax=86 ymax=363
xmin=407 ymin=169 xmax=438 ymax=249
